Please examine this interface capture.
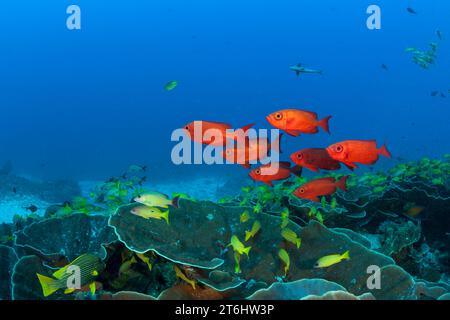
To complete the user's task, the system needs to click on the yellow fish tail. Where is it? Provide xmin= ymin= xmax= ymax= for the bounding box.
xmin=244 ymin=231 xmax=252 ymax=242
xmin=162 ymin=210 xmax=170 ymax=225
xmin=242 ymin=246 xmax=251 ymax=257
xmin=36 ymin=273 xmax=60 ymax=297
xmin=296 ymin=238 xmax=301 ymax=249
xmin=342 ymin=250 xmax=350 ymax=260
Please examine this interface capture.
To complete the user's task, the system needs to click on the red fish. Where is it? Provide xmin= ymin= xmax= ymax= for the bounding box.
xmin=183 ymin=121 xmax=254 ymax=147
xmin=326 ymin=140 xmax=391 ymax=169
xmin=249 ymin=162 xmax=302 ymax=187
xmin=266 ymin=109 xmax=331 ymax=137
xmin=222 ymin=134 xmax=283 ymax=169
xmin=293 ymin=176 xmax=348 ymax=202
xmin=290 ymin=148 xmax=341 ymax=172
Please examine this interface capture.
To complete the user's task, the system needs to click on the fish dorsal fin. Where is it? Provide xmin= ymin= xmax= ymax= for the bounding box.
xmin=53 ymin=265 xmax=69 ymax=279
xmin=321 ymin=177 xmax=336 ymax=183
xmin=303 ymin=110 xmax=318 ymax=118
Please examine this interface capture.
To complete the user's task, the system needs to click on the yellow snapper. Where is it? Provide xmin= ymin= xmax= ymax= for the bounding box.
xmin=240 ymin=210 xmax=250 ymax=223
xmin=314 ymin=250 xmax=350 ymax=268
xmin=130 ymin=206 xmax=170 ymax=225
xmin=134 ymin=192 xmax=180 ymax=209
xmin=281 ymin=228 xmax=301 ymax=249
xmin=278 ymin=249 xmax=290 ymax=276
xmin=136 ymin=253 xmax=153 ymax=271
xmin=229 ymin=235 xmax=251 ymax=257
xmin=245 ymin=220 xmax=261 ymax=241
xmin=36 ymin=253 xmax=103 ymax=297
xmin=280 ymin=207 xmax=290 ymax=228
xmin=119 ymin=256 xmax=137 ymax=275
xmin=234 ymin=252 xmax=241 ymax=274
xmin=174 ymin=265 xmax=196 ymax=290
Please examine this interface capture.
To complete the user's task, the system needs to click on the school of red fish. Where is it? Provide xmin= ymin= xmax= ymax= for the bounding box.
xmin=182 ymin=108 xmax=391 ymax=203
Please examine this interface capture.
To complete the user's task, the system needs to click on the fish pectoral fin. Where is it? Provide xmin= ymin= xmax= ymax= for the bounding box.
xmin=285 ymin=130 xmax=300 ymax=137
xmin=52 ymin=265 xmax=69 ymax=279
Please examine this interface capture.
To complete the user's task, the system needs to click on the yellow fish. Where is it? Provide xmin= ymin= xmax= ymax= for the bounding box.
xmin=234 ymin=252 xmax=241 ymax=274
xmin=136 ymin=253 xmax=153 ymax=271
xmin=314 ymin=250 xmax=350 ymax=268
xmin=228 ymin=235 xmax=251 ymax=257
xmin=280 ymin=207 xmax=289 ymax=228
xmin=278 ymin=249 xmax=290 ymax=276
xmin=119 ymin=256 xmax=137 ymax=275
xmin=245 ymin=220 xmax=261 ymax=241
xmin=281 ymin=228 xmax=301 ymax=249
xmin=240 ymin=210 xmax=250 ymax=223
xmin=36 ymin=254 xmax=103 ymax=297
xmin=130 ymin=206 xmax=170 ymax=225
xmin=174 ymin=265 xmax=196 ymax=290
xmin=134 ymin=192 xmax=180 ymax=209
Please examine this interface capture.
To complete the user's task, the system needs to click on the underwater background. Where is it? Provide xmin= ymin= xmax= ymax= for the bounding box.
xmin=0 ymin=0 xmax=449 ymax=300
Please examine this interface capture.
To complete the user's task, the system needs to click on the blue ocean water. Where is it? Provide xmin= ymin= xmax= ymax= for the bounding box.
xmin=0 ymin=0 xmax=448 ymax=182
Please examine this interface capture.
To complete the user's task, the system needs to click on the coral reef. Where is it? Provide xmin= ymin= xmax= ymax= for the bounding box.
xmin=0 ymin=156 xmax=448 ymax=300
xmin=14 ymin=214 xmax=117 ymax=260
xmin=0 ymin=245 xmax=18 ymax=300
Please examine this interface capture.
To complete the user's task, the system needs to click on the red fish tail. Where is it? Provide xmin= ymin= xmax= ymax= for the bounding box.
xmin=290 ymin=165 xmax=303 ymax=177
xmin=336 ymin=175 xmax=349 ymax=192
xmin=240 ymin=123 xmax=255 ymax=133
xmin=378 ymin=143 xmax=392 ymax=159
xmin=318 ymin=116 xmax=332 ymax=134
xmin=172 ymin=196 xmax=180 ymax=208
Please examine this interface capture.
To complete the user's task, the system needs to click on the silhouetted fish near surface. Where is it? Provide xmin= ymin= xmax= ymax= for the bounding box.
xmin=431 ymin=91 xmax=439 ymax=97
xmin=381 ymin=64 xmax=388 ymax=70
xmin=441 ymin=93 xmax=447 ymax=98
xmin=407 ymin=7 xmax=417 ymax=14
xmin=12 ymin=187 xmax=17 ymax=193
xmin=436 ymin=29 xmax=443 ymax=40
xmin=24 ymin=205 xmax=38 ymax=213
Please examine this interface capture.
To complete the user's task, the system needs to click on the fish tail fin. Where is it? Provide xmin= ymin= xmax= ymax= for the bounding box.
xmin=162 ymin=210 xmax=170 ymax=225
xmin=318 ymin=116 xmax=332 ymax=134
xmin=378 ymin=143 xmax=392 ymax=159
xmin=243 ymin=246 xmax=251 ymax=257
xmin=171 ymin=196 xmax=180 ymax=209
xmin=36 ymin=273 xmax=59 ymax=297
xmin=245 ymin=231 xmax=252 ymax=242
xmin=336 ymin=175 xmax=349 ymax=192
xmin=342 ymin=250 xmax=350 ymax=260
xmin=240 ymin=123 xmax=254 ymax=133
xmin=290 ymin=165 xmax=303 ymax=177
xmin=131 ymin=256 xmax=137 ymax=264
xmin=296 ymin=238 xmax=301 ymax=249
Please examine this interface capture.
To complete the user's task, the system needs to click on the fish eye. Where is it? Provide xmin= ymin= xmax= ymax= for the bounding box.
xmin=335 ymin=144 xmax=344 ymax=153
xmin=274 ymin=113 xmax=283 ymax=120
xmin=255 ymin=169 xmax=261 ymax=175
xmin=296 ymin=153 xmax=303 ymax=159
xmin=299 ymin=188 xmax=305 ymax=194
xmin=185 ymin=126 xmax=189 ymax=130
